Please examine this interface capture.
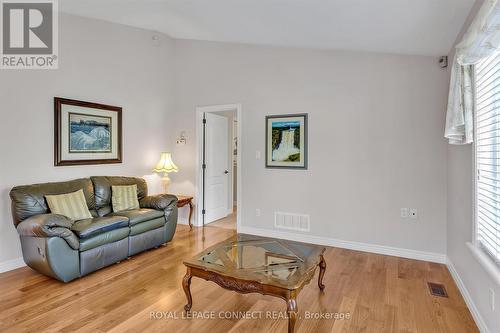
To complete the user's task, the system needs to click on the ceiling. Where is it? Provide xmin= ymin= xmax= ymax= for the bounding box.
xmin=60 ymin=0 xmax=475 ymax=56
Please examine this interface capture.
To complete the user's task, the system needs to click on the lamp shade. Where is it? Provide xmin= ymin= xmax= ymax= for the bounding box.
xmin=153 ymin=152 xmax=179 ymax=173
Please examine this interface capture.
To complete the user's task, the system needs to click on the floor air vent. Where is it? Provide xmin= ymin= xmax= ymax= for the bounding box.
xmin=428 ymin=282 xmax=448 ymax=298
xmin=274 ymin=212 xmax=310 ymax=232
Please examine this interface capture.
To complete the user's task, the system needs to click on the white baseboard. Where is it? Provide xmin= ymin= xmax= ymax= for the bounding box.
xmin=0 ymin=257 xmax=25 ymax=273
xmin=446 ymin=257 xmax=490 ymax=333
xmin=238 ymin=226 xmax=447 ymax=264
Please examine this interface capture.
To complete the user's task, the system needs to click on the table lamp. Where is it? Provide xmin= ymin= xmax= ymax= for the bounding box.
xmin=153 ymin=152 xmax=178 ymax=193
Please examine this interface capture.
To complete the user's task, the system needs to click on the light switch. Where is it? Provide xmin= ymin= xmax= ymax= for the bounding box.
xmin=256 ymin=151 xmax=261 ymax=159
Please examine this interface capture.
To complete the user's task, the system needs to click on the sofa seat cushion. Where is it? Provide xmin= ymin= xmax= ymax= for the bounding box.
xmin=79 ymin=227 xmax=129 ymax=251
xmin=130 ymin=217 xmax=165 ymax=236
xmin=71 ymin=216 xmax=129 ymax=239
xmin=109 ymin=208 xmax=164 ymax=226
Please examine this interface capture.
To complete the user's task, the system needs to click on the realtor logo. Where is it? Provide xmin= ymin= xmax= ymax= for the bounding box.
xmin=1 ymin=0 xmax=58 ymax=69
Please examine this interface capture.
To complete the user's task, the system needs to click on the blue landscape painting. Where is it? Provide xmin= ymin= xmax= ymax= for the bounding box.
xmin=69 ymin=113 xmax=111 ymax=153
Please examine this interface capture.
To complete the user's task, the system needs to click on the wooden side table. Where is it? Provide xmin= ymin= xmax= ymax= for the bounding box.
xmin=175 ymin=195 xmax=194 ymax=230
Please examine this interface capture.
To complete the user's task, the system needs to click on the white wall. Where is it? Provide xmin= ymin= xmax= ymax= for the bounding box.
xmin=447 ymin=146 xmax=500 ymax=332
xmin=169 ymin=39 xmax=449 ymax=257
xmin=446 ymin=1 xmax=500 ymax=331
xmin=0 ymin=14 xmax=175 ymax=266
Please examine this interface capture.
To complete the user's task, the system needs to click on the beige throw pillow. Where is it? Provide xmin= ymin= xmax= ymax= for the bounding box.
xmin=112 ymin=184 xmax=140 ymax=212
xmin=45 ymin=189 xmax=92 ymax=221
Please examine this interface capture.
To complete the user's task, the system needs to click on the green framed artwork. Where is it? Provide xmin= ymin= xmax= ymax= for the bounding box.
xmin=265 ymin=113 xmax=308 ymax=169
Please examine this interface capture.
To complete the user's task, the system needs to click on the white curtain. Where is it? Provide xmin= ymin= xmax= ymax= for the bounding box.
xmin=445 ymin=0 xmax=500 ymax=144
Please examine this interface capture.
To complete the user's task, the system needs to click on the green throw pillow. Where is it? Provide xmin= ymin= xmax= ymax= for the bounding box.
xmin=45 ymin=189 xmax=92 ymax=221
xmin=112 ymin=184 xmax=140 ymax=212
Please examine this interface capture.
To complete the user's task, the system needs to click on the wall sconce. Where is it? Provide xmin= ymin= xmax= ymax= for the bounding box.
xmin=176 ymin=131 xmax=187 ymax=145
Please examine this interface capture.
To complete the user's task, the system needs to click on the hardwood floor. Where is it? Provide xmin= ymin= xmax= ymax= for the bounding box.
xmin=207 ymin=209 xmax=237 ymax=230
xmin=0 ymin=224 xmax=477 ymax=333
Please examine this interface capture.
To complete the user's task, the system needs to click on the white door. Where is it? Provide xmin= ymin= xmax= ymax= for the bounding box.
xmin=204 ymin=113 xmax=229 ymax=223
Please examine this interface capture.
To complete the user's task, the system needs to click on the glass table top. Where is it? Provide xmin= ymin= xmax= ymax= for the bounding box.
xmin=184 ymin=234 xmax=325 ymax=288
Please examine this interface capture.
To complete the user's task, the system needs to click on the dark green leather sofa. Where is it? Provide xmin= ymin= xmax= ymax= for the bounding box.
xmin=9 ymin=176 xmax=178 ymax=282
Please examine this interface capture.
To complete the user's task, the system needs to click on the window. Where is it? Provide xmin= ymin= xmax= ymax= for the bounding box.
xmin=475 ymin=51 xmax=500 ymax=266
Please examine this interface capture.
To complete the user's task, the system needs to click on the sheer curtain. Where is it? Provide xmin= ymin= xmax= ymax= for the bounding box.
xmin=445 ymin=0 xmax=500 ymax=144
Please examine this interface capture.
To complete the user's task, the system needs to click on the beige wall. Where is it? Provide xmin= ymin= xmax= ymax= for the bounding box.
xmin=1 ymin=9 xmax=496 ymax=331
xmin=0 ymin=14 xmax=461 ymax=292
xmin=0 ymin=14 xmax=175 ymax=266
xmin=446 ymin=1 xmax=500 ymax=331
xmin=169 ymin=39 xmax=449 ymax=255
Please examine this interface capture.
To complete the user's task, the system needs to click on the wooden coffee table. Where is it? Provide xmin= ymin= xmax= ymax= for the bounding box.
xmin=182 ymin=234 xmax=326 ymax=332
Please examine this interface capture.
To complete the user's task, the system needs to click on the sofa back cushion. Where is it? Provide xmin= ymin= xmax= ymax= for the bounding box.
xmin=111 ymin=184 xmax=140 ymax=212
xmin=10 ymin=178 xmax=95 ymax=226
xmin=91 ymin=176 xmax=147 ymax=216
xmin=45 ymin=189 xmax=93 ymax=221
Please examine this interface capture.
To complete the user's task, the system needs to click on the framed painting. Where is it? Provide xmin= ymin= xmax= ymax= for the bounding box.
xmin=265 ymin=113 xmax=308 ymax=169
xmin=54 ymin=97 xmax=122 ymax=166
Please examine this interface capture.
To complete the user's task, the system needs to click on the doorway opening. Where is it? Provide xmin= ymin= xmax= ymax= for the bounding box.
xmin=196 ymin=104 xmax=241 ymax=231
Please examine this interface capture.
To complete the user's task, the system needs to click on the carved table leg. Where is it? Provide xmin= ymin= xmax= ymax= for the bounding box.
xmin=318 ymin=254 xmax=326 ymax=290
xmin=188 ymin=201 xmax=193 ymax=230
xmin=182 ymin=268 xmax=193 ymax=311
xmin=286 ymin=293 xmax=298 ymax=333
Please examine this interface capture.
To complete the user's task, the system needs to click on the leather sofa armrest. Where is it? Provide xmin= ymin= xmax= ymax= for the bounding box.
xmin=140 ymin=194 xmax=178 ymax=211
xmin=16 ymin=214 xmax=79 ymax=250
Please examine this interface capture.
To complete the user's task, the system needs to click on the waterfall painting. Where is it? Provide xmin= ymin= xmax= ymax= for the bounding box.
xmin=54 ymin=98 xmax=122 ymax=166
xmin=266 ymin=113 xmax=308 ymax=169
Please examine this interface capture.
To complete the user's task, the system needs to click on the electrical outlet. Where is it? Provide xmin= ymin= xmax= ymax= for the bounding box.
xmin=255 ymin=208 xmax=261 ymax=217
xmin=400 ymin=208 xmax=409 ymax=218
xmin=490 ymin=288 xmax=495 ymax=311
xmin=409 ymin=208 xmax=418 ymax=219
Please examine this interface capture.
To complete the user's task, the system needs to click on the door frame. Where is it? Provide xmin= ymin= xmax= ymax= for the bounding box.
xmin=195 ymin=103 xmax=242 ymax=230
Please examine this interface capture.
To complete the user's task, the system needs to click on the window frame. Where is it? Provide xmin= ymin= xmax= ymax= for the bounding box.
xmin=472 ymin=58 xmax=500 ymax=285
xmin=473 ymin=63 xmax=478 ymax=247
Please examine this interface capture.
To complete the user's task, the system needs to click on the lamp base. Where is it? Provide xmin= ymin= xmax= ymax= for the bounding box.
xmin=161 ymin=174 xmax=171 ymax=194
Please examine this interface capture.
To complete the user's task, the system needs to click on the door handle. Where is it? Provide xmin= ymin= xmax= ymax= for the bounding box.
xmin=224 ymin=170 xmax=229 ymax=174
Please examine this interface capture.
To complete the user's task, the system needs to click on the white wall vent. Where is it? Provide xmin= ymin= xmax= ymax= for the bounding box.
xmin=274 ymin=212 xmax=310 ymax=232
